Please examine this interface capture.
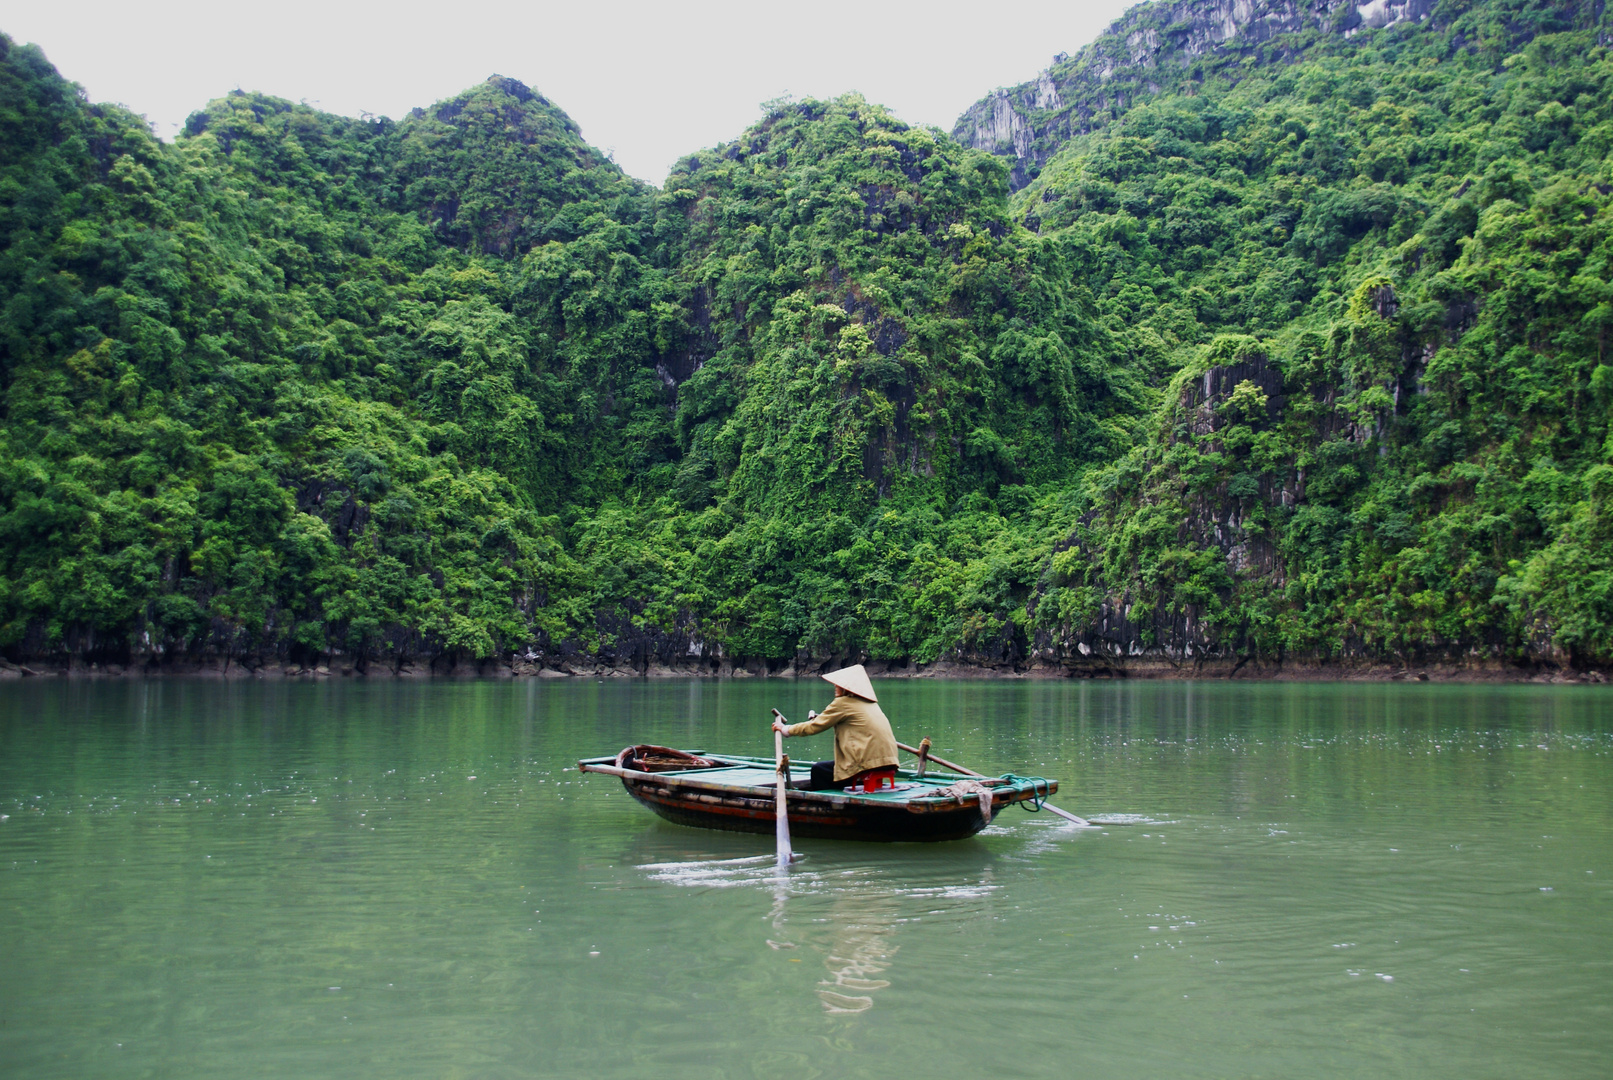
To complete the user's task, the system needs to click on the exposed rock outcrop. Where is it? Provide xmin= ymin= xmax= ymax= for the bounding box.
xmin=953 ymin=0 xmax=1444 ymax=189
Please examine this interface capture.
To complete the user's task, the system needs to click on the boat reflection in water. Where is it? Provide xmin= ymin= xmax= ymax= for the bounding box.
xmin=635 ymin=832 xmax=1003 ymax=1016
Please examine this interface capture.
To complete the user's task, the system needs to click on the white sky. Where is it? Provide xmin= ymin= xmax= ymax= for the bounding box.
xmin=3 ymin=0 xmax=1135 ymax=185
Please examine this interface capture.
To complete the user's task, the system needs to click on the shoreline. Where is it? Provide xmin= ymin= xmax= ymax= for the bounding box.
xmin=2 ymin=656 xmax=1606 ymax=685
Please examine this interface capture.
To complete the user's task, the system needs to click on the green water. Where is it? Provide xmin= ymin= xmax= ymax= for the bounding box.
xmin=1 ymin=679 xmax=1609 ymax=1079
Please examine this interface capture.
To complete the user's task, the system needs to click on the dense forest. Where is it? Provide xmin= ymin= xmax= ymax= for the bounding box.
xmin=0 ymin=0 xmax=1609 ymax=678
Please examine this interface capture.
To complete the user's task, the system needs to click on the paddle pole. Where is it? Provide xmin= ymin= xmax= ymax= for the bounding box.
xmin=896 ymin=740 xmax=982 ymax=779
xmin=896 ymin=740 xmax=1096 ymax=828
xmin=770 ymin=709 xmax=794 ymax=866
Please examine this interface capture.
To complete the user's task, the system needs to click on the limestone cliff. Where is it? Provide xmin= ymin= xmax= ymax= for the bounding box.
xmin=953 ymin=0 xmax=1442 ymax=189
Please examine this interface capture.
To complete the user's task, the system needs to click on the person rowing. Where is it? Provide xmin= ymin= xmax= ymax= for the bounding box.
xmin=772 ymin=664 xmax=901 ymax=792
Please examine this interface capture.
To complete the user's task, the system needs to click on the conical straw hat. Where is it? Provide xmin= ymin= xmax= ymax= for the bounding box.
xmin=822 ymin=664 xmax=877 ymax=702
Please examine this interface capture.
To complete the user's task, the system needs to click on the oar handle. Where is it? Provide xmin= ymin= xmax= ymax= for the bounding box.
xmin=770 ymin=709 xmax=793 ymax=864
xmin=895 ymin=740 xmax=982 ymax=777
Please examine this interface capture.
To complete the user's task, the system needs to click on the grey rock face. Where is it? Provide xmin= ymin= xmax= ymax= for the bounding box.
xmin=955 ymin=90 xmax=1031 ymax=159
xmin=952 ymin=0 xmax=1437 ymax=188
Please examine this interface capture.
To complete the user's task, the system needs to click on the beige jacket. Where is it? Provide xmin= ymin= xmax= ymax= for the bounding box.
xmin=786 ymin=694 xmax=899 ymax=781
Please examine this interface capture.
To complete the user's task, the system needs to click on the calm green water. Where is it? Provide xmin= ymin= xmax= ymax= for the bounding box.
xmin=1 ymin=679 xmax=1609 ymax=1079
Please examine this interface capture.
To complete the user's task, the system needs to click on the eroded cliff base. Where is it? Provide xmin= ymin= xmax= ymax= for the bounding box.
xmin=2 ymin=651 xmax=1605 ymax=684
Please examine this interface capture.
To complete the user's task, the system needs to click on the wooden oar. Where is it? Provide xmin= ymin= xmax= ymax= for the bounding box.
xmin=770 ymin=709 xmax=794 ymax=865
xmin=896 ymin=740 xmax=1096 ymax=828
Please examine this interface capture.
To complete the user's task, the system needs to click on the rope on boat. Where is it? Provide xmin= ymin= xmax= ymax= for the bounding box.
xmin=925 ymin=774 xmax=1051 ymax=824
xmin=999 ymin=774 xmax=1052 ymax=813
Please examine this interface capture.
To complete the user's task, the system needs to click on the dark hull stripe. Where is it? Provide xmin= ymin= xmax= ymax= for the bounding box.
xmin=623 ymin=779 xmax=1000 ymax=843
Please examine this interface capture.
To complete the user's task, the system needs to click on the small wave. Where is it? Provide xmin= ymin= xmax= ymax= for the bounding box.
xmin=903 ymin=884 xmax=999 ymax=899
xmin=1087 ymin=813 xmax=1175 ymax=826
xmin=638 ymin=854 xmax=1001 ymax=905
xmin=638 ymin=853 xmax=784 ymax=888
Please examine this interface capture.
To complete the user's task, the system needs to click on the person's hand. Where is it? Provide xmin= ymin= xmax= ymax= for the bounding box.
xmin=772 ymin=719 xmax=788 ymax=734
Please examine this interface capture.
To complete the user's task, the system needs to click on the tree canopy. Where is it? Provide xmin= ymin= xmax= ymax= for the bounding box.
xmin=1 ymin=0 xmax=1610 ymax=674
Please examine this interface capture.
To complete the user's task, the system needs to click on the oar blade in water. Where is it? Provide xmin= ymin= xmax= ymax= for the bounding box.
xmin=772 ymin=716 xmax=793 ymax=866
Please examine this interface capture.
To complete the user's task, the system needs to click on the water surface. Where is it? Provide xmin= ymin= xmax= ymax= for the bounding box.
xmin=1 ymin=678 xmax=1609 ymax=1078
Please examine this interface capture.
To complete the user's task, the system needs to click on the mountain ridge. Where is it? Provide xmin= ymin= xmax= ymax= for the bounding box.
xmin=953 ymin=0 xmax=1605 ymax=189
xmin=1 ymin=2 xmax=1610 ymax=680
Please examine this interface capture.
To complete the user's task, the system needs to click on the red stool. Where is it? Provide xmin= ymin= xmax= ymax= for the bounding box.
xmin=861 ymin=767 xmax=898 ymax=792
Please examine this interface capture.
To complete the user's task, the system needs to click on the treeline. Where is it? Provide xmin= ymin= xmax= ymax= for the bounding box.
xmin=0 ymin=0 xmax=1609 ymax=676
xmin=0 ymin=41 xmax=1125 ymax=671
xmin=1017 ymin=1 xmax=1613 ymax=670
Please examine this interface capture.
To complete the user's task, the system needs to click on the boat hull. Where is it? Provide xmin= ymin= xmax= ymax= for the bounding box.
xmin=623 ymin=774 xmax=999 ymax=842
xmin=578 ymin=748 xmax=1058 ymax=843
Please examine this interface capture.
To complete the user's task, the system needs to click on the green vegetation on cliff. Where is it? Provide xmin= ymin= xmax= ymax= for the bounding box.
xmin=0 ymin=41 xmax=1122 ymax=668
xmin=1 ymin=0 xmax=1610 ymax=672
xmin=1008 ymin=0 xmax=1613 ymax=667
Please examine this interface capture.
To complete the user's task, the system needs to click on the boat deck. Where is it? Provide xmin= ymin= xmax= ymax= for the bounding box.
xmin=668 ymin=757 xmax=1009 ymax=799
xmin=581 ymin=753 xmax=1052 ymax=804
xmin=657 ymin=764 xmax=808 ymax=787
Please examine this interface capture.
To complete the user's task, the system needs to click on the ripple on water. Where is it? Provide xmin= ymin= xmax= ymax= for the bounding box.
xmin=2 ymin=677 xmax=1611 ymax=1079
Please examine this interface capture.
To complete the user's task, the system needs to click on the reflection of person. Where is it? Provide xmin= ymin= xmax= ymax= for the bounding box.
xmin=817 ymin=894 xmax=898 ymax=1014
xmin=772 ymin=665 xmax=899 ymax=791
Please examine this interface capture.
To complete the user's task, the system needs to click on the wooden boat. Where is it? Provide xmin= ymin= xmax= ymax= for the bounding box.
xmin=577 ymin=744 xmax=1059 ymax=843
